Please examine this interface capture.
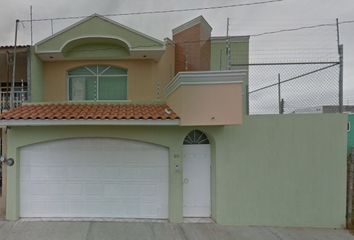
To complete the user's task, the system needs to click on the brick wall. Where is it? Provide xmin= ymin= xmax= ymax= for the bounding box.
xmin=173 ymin=23 xmax=211 ymax=73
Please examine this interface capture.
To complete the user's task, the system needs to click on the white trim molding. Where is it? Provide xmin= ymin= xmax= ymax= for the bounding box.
xmin=0 ymin=119 xmax=180 ymax=127
xmin=172 ymin=15 xmax=212 ymax=35
xmin=35 ymin=14 xmax=164 ymax=49
xmin=165 ymin=70 xmax=247 ymax=97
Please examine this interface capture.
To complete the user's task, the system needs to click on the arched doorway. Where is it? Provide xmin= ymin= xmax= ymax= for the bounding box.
xmin=183 ymin=130 xmax=211 ymax=218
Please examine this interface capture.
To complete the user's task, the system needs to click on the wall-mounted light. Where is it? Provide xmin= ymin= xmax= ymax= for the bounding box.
xmin=0 ymin=156 xmax=15 ymax=166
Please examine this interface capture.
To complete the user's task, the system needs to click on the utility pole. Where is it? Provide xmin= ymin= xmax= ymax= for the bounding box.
xmin=336 ymin=18 xmax=344 ymax=113
xmin=10 ymin=20 xmax=19 ymax=109
xmin=226 ymin=18 xmax=231 ymax=70
xmin=30 ymin=6 xmax=33 ymax=45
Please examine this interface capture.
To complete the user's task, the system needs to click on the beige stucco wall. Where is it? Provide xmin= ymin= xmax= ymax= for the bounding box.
xmin=167 ymin=83 xmax=243 ymax=126
xmin=156 ymin=41 xmax=175 ymax=98
xmin=42 ymin=48 xmax=175 ymax=102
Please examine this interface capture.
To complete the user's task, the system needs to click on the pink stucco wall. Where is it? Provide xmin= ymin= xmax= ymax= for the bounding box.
xmin=167 ymin=83 xmax=243 ymax=126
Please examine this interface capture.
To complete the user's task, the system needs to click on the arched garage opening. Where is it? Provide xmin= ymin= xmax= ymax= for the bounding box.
xmin=19 ymin=138 xmax=168 ymax=219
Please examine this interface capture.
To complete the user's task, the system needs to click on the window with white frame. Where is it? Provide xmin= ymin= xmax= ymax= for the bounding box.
xmin=68 ymin=65 xmax=127 ymax=101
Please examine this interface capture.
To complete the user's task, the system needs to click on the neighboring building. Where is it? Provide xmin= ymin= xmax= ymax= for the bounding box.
xmin=292 ymin=105 xmax=354 ymax=114
xmin=0 ymin=46 xmax=29 ymax=214
xmin=0 ymin=45 xmax=29 ymax=110
xmin=0 ymin=14 xmax=347 ymax=228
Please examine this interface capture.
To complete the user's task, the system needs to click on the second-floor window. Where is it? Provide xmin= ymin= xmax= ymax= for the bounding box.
xmin=68 ymin=65 xmax=127 ymax=101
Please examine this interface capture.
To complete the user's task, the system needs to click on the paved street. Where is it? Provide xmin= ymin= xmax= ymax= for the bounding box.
xmin=0 ymin=220 xmax=353 ymax=240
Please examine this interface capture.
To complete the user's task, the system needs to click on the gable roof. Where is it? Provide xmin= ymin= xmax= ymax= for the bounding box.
xmin=172 ymin=15 xmax=212 ymax=35
xmin=35 ymin=14 xmax=164 ymax=54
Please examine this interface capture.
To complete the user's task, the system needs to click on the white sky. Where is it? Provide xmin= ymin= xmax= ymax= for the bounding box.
xmin=0 ymin=0 xmax=353 ymax=105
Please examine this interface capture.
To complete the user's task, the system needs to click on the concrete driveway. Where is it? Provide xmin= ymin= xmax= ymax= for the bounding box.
xmin=0 ymin=220 xmax=353 ymax=240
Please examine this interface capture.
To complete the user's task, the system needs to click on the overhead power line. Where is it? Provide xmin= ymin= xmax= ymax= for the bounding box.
xmin=20 ymin=0 xmax=284 ymax=22
xmin=250 ymin=20 xmax=354 ymax=37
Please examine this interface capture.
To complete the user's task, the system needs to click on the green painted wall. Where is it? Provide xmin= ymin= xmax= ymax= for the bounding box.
xmin=210 ymin=38 xmax=250 ymax=113
xmin=30 ymin=47 xmax=43 ymax=102
xmin=214 ymin=114 xmax=347 ymax=227
xmin=348 ymin=114 xmax=354 ymax=154
xmin=5 ymin=114 xmax=347 ymax=227
xmin=63 ymin=43 xmax=130 ymax=60
xmin=210 ymin=38 xmax=249 ymax=71
xmin=5 ymin=125 xmax=214 ymax=223
xmin=36 ymin=16 xmax=163 ymax=53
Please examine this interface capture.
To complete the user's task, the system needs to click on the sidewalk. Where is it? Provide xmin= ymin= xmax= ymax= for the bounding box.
xmin=0 ymin=220 xmax=353 ymax=240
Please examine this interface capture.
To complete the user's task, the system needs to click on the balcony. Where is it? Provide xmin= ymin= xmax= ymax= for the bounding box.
xmin=165 ymin=70 xmax=246 ymax=126
xmin=0 ymin=81 xmax=28 ymax=112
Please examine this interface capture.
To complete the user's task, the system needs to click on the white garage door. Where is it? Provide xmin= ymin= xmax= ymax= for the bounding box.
xmin=20 ymin=138 xmax=169 ymax=219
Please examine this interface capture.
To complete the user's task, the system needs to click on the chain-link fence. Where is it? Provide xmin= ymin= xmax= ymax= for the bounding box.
xmin=239 ymin=62 xmax=340 ymax=114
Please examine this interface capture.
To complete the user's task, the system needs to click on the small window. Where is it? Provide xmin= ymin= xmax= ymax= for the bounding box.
xmin=183 ymin=130 xmax=210 ymax=145
xmin=68 ymin=65 xmax=127 ymax=101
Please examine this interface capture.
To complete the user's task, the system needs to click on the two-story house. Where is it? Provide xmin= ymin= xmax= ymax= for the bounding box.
xmin=0 ymin=14 xmax=347 ymax=229
xmin=0 ymin=14 xmax=247 ymax=222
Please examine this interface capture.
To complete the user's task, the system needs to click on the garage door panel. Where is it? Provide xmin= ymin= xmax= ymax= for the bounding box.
xmin=20 ymin=138 xmax=169 ymax=219
xmin=66 ymin=183 xmax=84 ymax=195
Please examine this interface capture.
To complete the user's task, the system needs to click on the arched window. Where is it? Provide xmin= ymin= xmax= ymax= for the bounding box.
xmin=183 ymin=130 xmax=210 ymax=145
xmin=68 ymin=65 xmax=127 ymax=101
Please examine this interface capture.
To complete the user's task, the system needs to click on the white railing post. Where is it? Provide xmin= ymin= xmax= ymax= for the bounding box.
xmin=21 ymin=79 xmax=24 ymax=103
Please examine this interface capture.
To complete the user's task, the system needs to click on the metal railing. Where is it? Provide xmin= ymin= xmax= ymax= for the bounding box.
xmin=0 ymin=79 xmax=28 ymax=112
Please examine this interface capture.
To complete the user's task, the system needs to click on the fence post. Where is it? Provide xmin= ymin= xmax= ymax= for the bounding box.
xmin=21 ymin=79 xmax=24 ymax=103
xmin=347 ymin=148 xmax=354 ymax=228
xmin=278 ymin=73 xmax=282 ymax=114
xmin=339 ymin=45 xmax=344 ymax=113
xmin=246 ymin=85 xmax=249 ymax=115
xmin=337 ymin=18 xmax=344 ymax=113
xmin=280 ymin=99 xmax=284 ymax=114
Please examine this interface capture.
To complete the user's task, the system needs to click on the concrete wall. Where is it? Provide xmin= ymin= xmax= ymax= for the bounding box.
xmin=210 ymin=37 xmax=249 ymax=71
xmin=42 ymin=60 xmax=153 ymax=102
xmin=167 ymin=83 xmax=243 ymax=126
xmin=39 ymin=53 xmax=174 ymax=102
xmin=210 ymin=38 xmax=249 ymax=113
xmin=5 ymin=125 xmax=191 ymax=222
xmin=157 ymin=41 xmax=175 ymax=96
xmin=214 ymin=114 xmax=347 ymax=227
xmin=30 ymin=49 xmax=43 ymax=102
xmin=4 ymin=114 xmax=347 ymax=227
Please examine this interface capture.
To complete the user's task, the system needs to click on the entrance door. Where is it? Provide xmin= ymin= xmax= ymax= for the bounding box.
xmin=183 ymin=130 xmax=211 ymax=217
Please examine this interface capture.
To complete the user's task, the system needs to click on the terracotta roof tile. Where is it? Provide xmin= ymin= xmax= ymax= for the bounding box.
xmin=0 ymin=45 xmax=30 ymax=49
xmin=0 ymin=103 xmax=179 ymax=121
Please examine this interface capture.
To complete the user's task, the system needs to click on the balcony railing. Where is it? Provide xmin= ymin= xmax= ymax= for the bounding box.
xmin=0 ymin=80 xmax=28 ymax=112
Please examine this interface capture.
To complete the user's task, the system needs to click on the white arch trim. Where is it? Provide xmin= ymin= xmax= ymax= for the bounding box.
xmin=59 ymin=35 xmax=133 ymax=52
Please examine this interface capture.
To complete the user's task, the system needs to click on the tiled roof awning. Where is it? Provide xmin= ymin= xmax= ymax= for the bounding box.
xmin=0 ymin=103 xmax=179 ymax=126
